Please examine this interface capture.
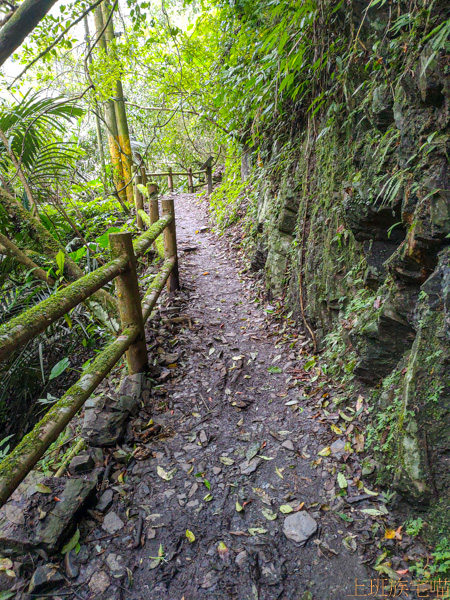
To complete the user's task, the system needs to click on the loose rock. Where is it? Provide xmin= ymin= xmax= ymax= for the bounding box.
xmin=28 ymin=564 xmax=64 ymax=593
xmin=283 ymin=511 xmax=318 ymax=546
xmin=68 ymin=452 xmax=94 ymax=475
xmin=102 ymin=511 xmax=124 ymax=535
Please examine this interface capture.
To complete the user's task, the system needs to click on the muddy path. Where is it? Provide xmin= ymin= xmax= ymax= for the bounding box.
xmin=47 ymin=193 xmax=383 ymax=599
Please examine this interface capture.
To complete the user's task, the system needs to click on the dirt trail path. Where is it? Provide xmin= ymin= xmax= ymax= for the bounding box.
xmin=59 ymin=194 xmax=371 ymax=599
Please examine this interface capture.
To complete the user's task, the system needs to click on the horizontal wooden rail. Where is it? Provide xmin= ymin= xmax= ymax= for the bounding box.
xmin=146 ymin=170 xmax=205 ymax=177
xmin=0 ymin=324 xmax=140 ymax=507
xmin=0 ymin=256 xmax=128 ymax=363
xmin=0 ymin=181 xmax=180 ymax=509
xmin=0 ymin=216 xmax=172 ymax=364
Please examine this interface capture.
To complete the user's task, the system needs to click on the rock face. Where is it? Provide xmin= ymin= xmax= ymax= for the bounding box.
xmin=283 ymin=512 xmax=317 ymax=546
xmin=0 ymin=472 xmax=96 ymax=555
xmin=244 ymin=0 xmax=449 ymax=531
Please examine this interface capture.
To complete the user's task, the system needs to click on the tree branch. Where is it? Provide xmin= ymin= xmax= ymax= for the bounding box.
xmin=8 ymin=0 xmax=105 ymax=89
xmin=0 ymin=0 xmax=58 ymax=67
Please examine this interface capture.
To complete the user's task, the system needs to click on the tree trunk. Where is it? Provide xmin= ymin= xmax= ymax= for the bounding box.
xmin=93 ymin=6 xmax=128 ymax=208
xmin=101 ymin=0 xmax=134 ymax=206
xmin=83 ymin=15 xmax=107 ymax=190
xmin=0 ymin=0 xmax=58 ymax=67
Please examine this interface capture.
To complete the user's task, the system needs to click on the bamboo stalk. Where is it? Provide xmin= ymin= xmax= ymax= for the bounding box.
xmin=54 ymin=438 xmax=86 ymax=478
xmin=93 ymin=6 xmax=127 ymax=208
xmin=133 ymin=214 xmax=172 ymax=258
xmin=102 ymin=0 xmax=133 ymax=205
xmin=0 ymin=324 xmax=140 ymax=508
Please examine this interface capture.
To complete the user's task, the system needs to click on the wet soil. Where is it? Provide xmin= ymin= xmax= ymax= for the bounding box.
xmin=67 ymin=193 xmax=376 ymax=600
xmin=23 ymin=192 xmax=418 ymax=600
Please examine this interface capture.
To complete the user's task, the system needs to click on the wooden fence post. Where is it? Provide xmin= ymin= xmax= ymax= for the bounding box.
xmin=161 ymin=197 xmax=180 ymax=293
xmin=206 ymin=165 xmax=213 ymax=195
xmin=168 ymin=167 xmax=174 ymax=192
xmin=187 ymin=167 xmax=194 ymax=193
xmin=147 ymin=182 xmax=159 ymax=224
xmin=109 ymin=232 xmax=148 ymax=374
xmin=134 ymin=169 xmax=144 ymax=229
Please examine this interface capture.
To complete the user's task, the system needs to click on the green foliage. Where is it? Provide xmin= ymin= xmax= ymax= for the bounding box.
xmin=406 ymin=517 xmax=424 ymax=537
xmin=209 ymin=154 xmax=246 ymax=228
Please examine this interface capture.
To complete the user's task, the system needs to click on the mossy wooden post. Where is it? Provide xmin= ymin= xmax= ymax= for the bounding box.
xmin=168 ymin=167 xmax=174 ymax=192
xmin=187 ymin=167 xmax=194 ymax=193
xmin=109 ymin=232 xmax=148 ymax=374
xmin=206 ymin=165 xmax=213 ymax=194
xmin=161 ymin=198 xmax=180 ymax=293
xmin=134 ymin=169 xmax=144 ymax=229
xmin=147 ymin=182 xmax=159 ymax=225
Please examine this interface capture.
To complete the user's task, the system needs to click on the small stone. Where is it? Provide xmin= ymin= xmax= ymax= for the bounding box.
xmin=212 ymin=467 xmax=222 ymax=475
xmin=186 ymin=500 xmax=199 ymax=508
xmin=119 ymin=373 xmax=144 ymax=398
xmin=235 ymin=550 xmax=248 ymax=568
xmin=106 ymin=553 xmax=125 ymax=577
xmin=102 ymin=511 xmax=124 ymax=534
xmin=28 ymin=564 xmax=64 ymax=593
xmin=64 ymin=550 xmax=79 ymax=579
xmin=69 ymin=452 xmax=94 ymax=475
xmin=199 ymin=430 xmax=208 ymax=445
xmin=282 ymin=440 xmax=295 ymax=452
xmin=147 ymin=528 xmax=156 ymax=540
xmin=177 ymin=493 xmax=187 ymax=507
xmin=283 ymin=511 xmax=317 ymax=546
xmin=330 ymin=439 xmax=346 ymax=459
xmin=89 ymin=447 xmax=104 ymax=466
xmin=96 ymin=489 xmax=114 ymax=513
xmin=188 ymin=483 xmax=198 ymax=498
xmin=89 ymin=570 xmax=110 ymax=594
xmin=240 ymin=457 xmax=262 ymax=475
xmin=159 ymin=353 xmax=179 ymax=366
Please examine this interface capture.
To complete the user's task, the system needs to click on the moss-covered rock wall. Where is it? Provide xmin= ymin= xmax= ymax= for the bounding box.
xmin=226 ymin=10 xmax=449 ymax=522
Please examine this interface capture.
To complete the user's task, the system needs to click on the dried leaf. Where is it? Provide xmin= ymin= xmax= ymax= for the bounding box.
xmin=279 ymin=504 xmax=294 ymax=514
xmin=186 ymin=530 xmax=196 ymax=543
xmin=275 ymin=466 xmax=284 ymax=479
xmin=261 ymin=508 xmax=277 ymax=521
xmin=337 ymin=473 xmax=348 ymax=489
xmin=157 ymin=466 xmax=176 ymax=481
xmin=318 ymin=447 xmax=331 ymax=457
xmin=246 ymin=442 xmax=260 ymax=462
xmin=35 ymin=483 xmax=52 ymax=494
xmin=219 ymin=456 xmax=234 ymax=466
xmin=236 ymin=501 xmax=244 ymax=512
xmin=248 ymin=528 xmax=268 ymax=536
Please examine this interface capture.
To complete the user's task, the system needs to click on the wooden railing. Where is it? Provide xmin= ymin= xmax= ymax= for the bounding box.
xmin=146 ymin=164 xmax=213 ymax=195
xmin=0 ymin=197 xmax=179 ymax=507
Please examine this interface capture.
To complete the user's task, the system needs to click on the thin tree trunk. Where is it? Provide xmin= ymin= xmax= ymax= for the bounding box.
xmin=83 ymin=15 xmax=108 ymax=189
xmin=0 ymin=231 xmax=55 ymax=285
xmin=101 ymin=0 xmax=134 ymax=205
xmin=93 ymin=6 xmax=128 ymax=208
xmin=0 ymin=127 xmax=38 ymax=215
xmin=0 ymin=0 xmax=58 ymax=67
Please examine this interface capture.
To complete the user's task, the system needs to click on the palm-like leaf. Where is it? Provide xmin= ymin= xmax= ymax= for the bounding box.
xmin=0 ymin=91 xmax=83 ymax=171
